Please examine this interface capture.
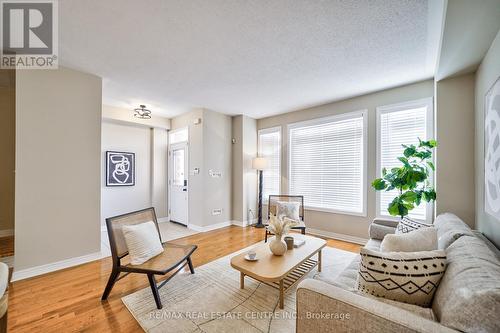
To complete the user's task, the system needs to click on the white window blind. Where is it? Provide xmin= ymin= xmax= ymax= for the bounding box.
xmin=258 ymin=127 xmax=281 ymax=199
xmin=377 ymin=99 xmax=433 ymax=222
xmin=288 ymin=111 xmax=366 ymax=215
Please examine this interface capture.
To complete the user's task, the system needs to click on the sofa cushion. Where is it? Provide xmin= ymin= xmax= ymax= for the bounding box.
xmin=381 ymin=227 xmax=438 ymax=252
xmin=432 ymin=235 xmax=500 ymax=332
xmin=434 ymin=213 xmax=474 ymax=249
xmin=396 ymin=216 xmax=432 ymax=234
xmin=357 ymin=248 xmax=447 ymax=307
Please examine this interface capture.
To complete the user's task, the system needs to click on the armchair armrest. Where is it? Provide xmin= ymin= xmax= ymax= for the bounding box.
xmin=369 ymin=218 xmax=398 ymax=240
xmin=296 ymin=279 xmax=457 ymax=333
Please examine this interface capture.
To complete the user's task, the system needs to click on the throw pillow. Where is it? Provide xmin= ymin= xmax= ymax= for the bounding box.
xmin=357 ymin=248 xmax=447 ymax=307
xmin=276 ymin=201 xmax=300 ymax=222
xmin=122 ymin=221 xmax=164 ymax=265
xmin=396 ymin=216 xmax=432 ymax=234
xmin=380 ymin=227 xmax=438 ymax=252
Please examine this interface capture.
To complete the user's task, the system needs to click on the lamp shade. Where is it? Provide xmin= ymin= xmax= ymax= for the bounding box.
xmin=252 ymin=157 xmax=268 ymax=170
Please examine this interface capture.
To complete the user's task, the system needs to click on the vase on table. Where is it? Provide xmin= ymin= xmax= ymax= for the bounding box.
xmin=269 ymin=234 xmax=287 ymax=256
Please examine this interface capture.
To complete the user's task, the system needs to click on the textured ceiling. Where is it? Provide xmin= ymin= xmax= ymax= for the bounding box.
xmin=59 ymin=0 xmax=441 ymax=118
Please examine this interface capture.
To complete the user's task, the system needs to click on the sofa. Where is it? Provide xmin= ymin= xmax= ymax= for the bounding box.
xmin=296 ymin=213 xmax=500 ymax=333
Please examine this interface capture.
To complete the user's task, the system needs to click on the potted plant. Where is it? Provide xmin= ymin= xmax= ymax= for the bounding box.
xmin=372 ymin=138 xmax=437 ymax=219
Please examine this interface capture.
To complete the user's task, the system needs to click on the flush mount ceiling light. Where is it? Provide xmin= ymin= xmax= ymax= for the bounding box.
xmin=133 ymin=105 xmax=152 ymax=119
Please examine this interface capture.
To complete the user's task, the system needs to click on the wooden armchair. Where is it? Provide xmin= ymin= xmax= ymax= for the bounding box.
xmin=265 ymin=195 xmax=306 ymax=242
xmin=101 ymin=207 xmax=197 ymax=309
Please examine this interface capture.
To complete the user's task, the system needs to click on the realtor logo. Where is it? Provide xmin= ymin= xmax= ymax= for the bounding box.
xmin=1 ymin=0 xmax=58 ymax=69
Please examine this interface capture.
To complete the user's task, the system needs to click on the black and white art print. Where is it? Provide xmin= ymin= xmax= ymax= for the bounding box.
xmin=106 ymin=151 xmax=135 ymax=186
xmin=485 ymin=77 xmax=500 ymax=221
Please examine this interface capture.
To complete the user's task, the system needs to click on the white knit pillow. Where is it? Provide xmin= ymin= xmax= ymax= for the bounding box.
xmin=122 ymin=221 xmax=164 ymax=265
xmin=357 ymin=248 xmax=447 ymax=307
xmin=276 ymin=201 xmax=300 ymax=222
xmin=381 ymin=227 xmax=438 ymax=252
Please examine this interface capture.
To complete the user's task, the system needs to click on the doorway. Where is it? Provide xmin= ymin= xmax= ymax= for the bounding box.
xmin=168 ymin=128 xmax=189 ymax=226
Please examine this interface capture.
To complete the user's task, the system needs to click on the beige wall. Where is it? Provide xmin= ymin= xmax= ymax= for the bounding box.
xmin=15 ymin=67 xmax=102 ymax=271
xmin=475 ymin=29 xmax=500 ymax=248
xmin=257 ymin=80 xmax=434 ymax=240
xmin=0 ymin=70 xmax=15 ymax=234
xmin=101 ymin=122 xmax=168 ymax=225
xmin=171 ymin=109 xmax=232 ymax=228
xmin=435 ymin=73 xmax=476 ymax=226
xmin=231 ymin=115 xmax=257 ymax=224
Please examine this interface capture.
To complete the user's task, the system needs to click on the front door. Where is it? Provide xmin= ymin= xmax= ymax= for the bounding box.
xmin=169 ymin=142 xmax=188 ymax=225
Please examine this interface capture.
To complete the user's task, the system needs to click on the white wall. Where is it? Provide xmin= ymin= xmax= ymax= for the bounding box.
xmin=101 ymin=121 xmax=168 ymax=226
xmin=435 ymin=73 xmax=476 ymax=226
xmin=475 ymin=29 xmax=500 ymax=248
xmin=15 ymin=67 xmax=102 ymax=272
xmin=257 ymin=80 xmax=434 ymax=241
xmin=171 ymin=109 xmax=232 ymax=229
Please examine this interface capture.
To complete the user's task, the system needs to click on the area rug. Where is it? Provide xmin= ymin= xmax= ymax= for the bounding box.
xmin=122 ymin=242 xmax=357 ymax=333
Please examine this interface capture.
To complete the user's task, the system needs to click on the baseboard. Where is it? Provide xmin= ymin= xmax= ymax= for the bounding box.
xmin=307 ymin=228 xmax=368 ymax=245
xmin=157 ymin=216 xmax=170 ymax=223
xmin=231 ymin=219 xmax=256 ymax=227
xmin=11 ymin=251 xmax=103 ymax=282
xmin=188 ymin=221 xmax=232 ymax=232
xmin=0 ymin=229 xmax=14 ymax=237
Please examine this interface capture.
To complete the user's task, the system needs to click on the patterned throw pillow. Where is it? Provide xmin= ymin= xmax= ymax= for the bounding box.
xmin=122 ymin=221 xmax=164 ymax=265
xmin=276 ymin=201 xmax=300 ymax=222
xmin=396 ymin=216 xmax=432 ymax=234
xmin=357 ymin=248 xmax=447 ymax=307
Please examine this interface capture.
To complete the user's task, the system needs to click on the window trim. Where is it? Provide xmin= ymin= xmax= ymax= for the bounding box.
xmin=287 ymin=110 xmax=368 ymax=217
xmin=375 ymin=97 xmax=434 ymax=223
xmin=258 ymin=126 xmax=282 ymax=198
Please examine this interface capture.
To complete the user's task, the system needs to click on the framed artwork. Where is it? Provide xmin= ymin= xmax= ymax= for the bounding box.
xmin=485 ymin=77 xmax=500 ymax=221
xmin=106 ymin=151 xmax=135 ymax=186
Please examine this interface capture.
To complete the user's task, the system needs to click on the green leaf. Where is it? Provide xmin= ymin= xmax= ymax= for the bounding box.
xmin=401 ymin=191 xmax=417 ymax=203
xmin=427 ymin=161 xmax=435 ymax=171
xmin=371 ymin=178 xmax=387 ymax=190
xmin=382 ymin=167 xmax=387 ymax=176
xmin=398 ymin=157 xmax=410 ymax=166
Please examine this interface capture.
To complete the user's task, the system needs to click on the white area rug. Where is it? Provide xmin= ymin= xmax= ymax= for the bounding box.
xmin=122 ymin=243 xmax=357 ymax=333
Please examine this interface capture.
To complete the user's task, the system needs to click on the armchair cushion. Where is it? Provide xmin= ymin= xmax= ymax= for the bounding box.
xmin=122 ymin=221 xmax=164 ymax=265
xmin=276 ymin=201 xmax=301 ymax=222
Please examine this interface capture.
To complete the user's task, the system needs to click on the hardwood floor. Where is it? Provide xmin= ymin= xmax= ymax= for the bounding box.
xmin=0 ymin=236 xmax=14 ymax=258
xmin=8 ymin=226 xmax=360 ymax=332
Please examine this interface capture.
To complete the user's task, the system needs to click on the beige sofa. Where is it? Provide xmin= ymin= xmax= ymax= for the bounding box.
xmin=296 ymin=213 xmax=500 ymax=333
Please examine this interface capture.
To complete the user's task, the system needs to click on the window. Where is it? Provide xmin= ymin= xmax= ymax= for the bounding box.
xmin=288 ymin=111 xmax=367 ymax=215
xmin=376 ymin=98 xmax=433 ymax=222
xmin=169 ymin=127 xmax=188 ymax=144
xmin=258 ymin=127 xmax=281 ymax=199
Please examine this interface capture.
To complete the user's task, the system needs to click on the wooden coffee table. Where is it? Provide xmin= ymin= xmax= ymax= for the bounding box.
xmin=230 ymin=235 xmax=326 ymax=309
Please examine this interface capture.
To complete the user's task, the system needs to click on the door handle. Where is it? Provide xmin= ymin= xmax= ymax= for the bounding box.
xmin=182 ymin=188 xmax=187 ymax=192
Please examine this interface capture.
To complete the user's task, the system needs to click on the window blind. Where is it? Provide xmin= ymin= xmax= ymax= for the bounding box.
xmin=258 ymin=128 xmax=281 ymax=199
xmin=288 ymin=112 xmax=366 ymax=214
xmin=378 ymin=105 xmax=430 ymax=221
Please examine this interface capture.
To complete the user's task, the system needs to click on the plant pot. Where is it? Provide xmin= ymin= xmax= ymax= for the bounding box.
xmin=269 ymin=235 xmax=287 ymax=256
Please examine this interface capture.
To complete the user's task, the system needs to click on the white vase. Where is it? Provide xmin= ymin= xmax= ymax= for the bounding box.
xmin=269 ymin=234 xmax=287 ymax=256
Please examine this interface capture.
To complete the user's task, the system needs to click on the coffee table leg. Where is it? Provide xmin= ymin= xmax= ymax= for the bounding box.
xmin=240 ymin=272 xmax=245 ymax=289
xmin=318 ymin=249 xmax=322 ymax=272
xmin=279 ymin=280 xmax=284 ymax=309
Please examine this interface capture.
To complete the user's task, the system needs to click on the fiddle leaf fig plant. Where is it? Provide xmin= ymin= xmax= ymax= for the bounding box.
xmin=372 ymin=138 xmax=437 ymax=219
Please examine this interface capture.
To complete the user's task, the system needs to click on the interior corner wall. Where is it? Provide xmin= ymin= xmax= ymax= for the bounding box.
xmin=231 ymin=115 xmax=257 ymax=225
xmin=435 ymin=73 xmax=476 ymax=227
xmin=475 ymin=29 xmax=500 ymax=248
xmin=15 ymin=67 xmax=102 ymax=271
xmin=0 ymin=70 xmax=15 ymax=235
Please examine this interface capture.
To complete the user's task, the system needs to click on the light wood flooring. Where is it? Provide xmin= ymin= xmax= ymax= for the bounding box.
xmin=8 ymin=226 xmax=360 ymax=332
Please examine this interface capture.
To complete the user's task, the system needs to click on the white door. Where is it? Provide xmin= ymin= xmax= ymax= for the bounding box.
xmin=169 ymin=142 xmax=188 ymax=225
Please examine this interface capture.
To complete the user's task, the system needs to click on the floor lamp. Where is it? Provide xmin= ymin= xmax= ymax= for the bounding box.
xmin=252 ymin=157 xmax=268 ymax=228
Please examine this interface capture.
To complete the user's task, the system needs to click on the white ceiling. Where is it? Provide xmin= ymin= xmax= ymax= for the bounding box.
xmin=59 ymin=0 xmax=443 ymax=118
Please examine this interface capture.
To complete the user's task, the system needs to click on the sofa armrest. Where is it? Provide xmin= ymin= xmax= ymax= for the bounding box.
xmin=369 ymin=218 xmax=398 ymax=240
xmin=296 ymin=279 xmax=457 ymax=333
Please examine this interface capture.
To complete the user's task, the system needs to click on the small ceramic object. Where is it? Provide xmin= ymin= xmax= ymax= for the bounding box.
xmin=244 ymin=250 xmax=258 ymax=261
xmin=284 ymin=236 xmax=294 ymax=250
xmin=269 ymin=235 xmax=287 ymax=256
